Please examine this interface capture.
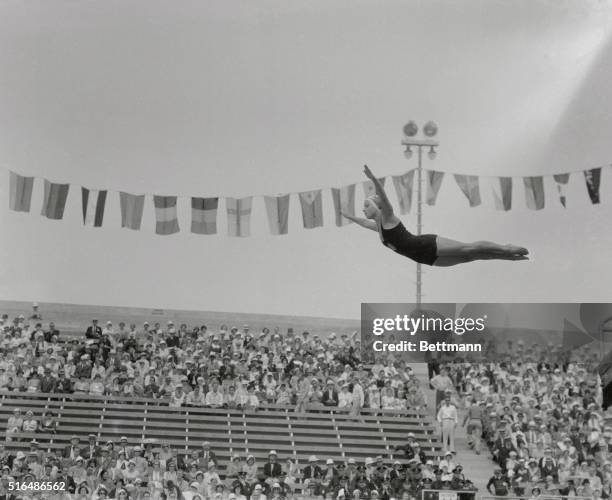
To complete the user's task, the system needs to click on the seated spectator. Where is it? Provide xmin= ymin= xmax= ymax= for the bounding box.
xmin=21 ymin=409 xmax=38 ymax=433
xmin=240 ymin=455 xmax=257 ymax=485
xmin=6 ymin=407 xmax=23 ymax=440
xmin=38 ymin=410 xmax=58 ymax=434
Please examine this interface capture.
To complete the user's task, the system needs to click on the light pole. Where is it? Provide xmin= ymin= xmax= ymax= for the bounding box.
xmin=401 ymin=121 xmax=439 ymax=306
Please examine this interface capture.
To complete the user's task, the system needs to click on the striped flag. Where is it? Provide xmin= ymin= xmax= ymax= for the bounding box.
xmin=227 ymin=197 xmax=253 ymax=237
xmin=299 ymin=190 xmax=324 ymax=229
xmin=553 ymin=173 xmax=570 ymax=208
xmin=425 ymin=170 xmax=444 ymax=206
xmin=490 ymin=177 xmax=512 ymax=211
xmin=9 ymin=171 xmax=34 ymax=212
xmin=41 ymin=179 xmax=70 ymax=220
xmin=584 ymin=167 xmax=602 ymax=204
xmin=81 ymin=188 xmax=107 ymax=227
xmin=153 ymin=195 xmax=180 ymax=235
xmin=524 ymin=176 xmax=545 ymax=210
xmin=331 ymin=184 xmax=356 ymax=227
xmin=264 ymin=194 xmax=291 ymax=235
xmin=392 ymin=170 xmax=414 ymax=214
xmin=454 ymin=174 xmax=481 ymax=207
xmin=191 ymin=197 xmax=219 ymax=235
xmin=362 ymin=177 xmax=386 ymax=198
xmin=119 ymin=192 xmax=145 ymax=230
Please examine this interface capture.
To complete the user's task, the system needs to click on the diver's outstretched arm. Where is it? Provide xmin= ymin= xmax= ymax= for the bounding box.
xmin=341 ymin=211 xmax=377 ymax=232
xmin=363 ymin=165 xmax=394 ymax=218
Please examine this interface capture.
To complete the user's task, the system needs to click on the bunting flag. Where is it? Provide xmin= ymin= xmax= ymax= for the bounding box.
xmin=191 ymin=197 xmax=218 ymax=235
xmin=553 ymin=173 xmax=570 ymax=208
xmin=41 ymin=179 xmax=70 ymax=220
xmin=491 ymin=177 xmax=512 ymax=211
xmin=6 ymin=163 xmax=611 ymax=237
xmin=9 ymin=171 xmax=34 ymax=212
xmin=425 ymin=170 xmax=444 ymax=206
xmin=362 ymin=177 xmax=386 ymax=198
xmin=298 ymin=190 xmax=324 ymax=229
xmin=153 ymin=195 xmax=180 ymax=235
xmin=454 ymin=174 xmax=481 ymax=207
xmin=331 ymin=184 xmax=356 ymax=227
xmin=81 ymin=188 xmax=107 ymax=227
xmin=584 ymin=167 xmax=602 ymax=204
xmin=119 ymin=192 xmax=145 ymax=230
xmin=392 ymin=170 xmax=415 ymax=214
xmin=524 ymin=176 xmax=545 ymax=210
xmin=227 ymin=197 xmax=253 ymax=237
xmin=264 ymin=194 xmax=291 ymax=235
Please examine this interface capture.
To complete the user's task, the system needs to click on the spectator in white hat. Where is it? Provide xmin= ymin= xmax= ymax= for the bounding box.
xmin=302 ymin=456 xmax=323 ymax=487
xmin=243 ymin=455 xmax=258 ymax=485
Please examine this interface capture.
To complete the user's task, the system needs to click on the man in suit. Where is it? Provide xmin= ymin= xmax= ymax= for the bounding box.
xmin=321 ymin=380 xmax=339 ymax=407
xmin=198 ymin=441 xmax=218 ymax=470
xmin=85 ymin=319 xmax=102 ymax=340
xmin=83 ymin=434 xmax=100 ymax=460
xmin=63 ymin=435 xmax=83 ymax=462
xmin=264 ymin=450 xmax=283 ymax=481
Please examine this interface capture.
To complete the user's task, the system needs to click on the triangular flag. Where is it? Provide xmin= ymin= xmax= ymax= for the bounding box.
xmin=81 ymin=188 xmax=107 ymax=227
xmin=298 ymin=190 xmax=323 ymax=229
xmin=362 ymin=177 xmax=386 ymax=198
xmin=524 ymin=176 xmax=545 ymax=210
xmin=153 ymin=195 xmax=180 ymax=235
xmin=191 ymin=197 xmax=219 ymax=235
xmin=552 ymin=173 xmax=570 ymax=208
xmin=454 ymin=174 xmax=481 ymax=207
xmin=9 ymin=171 xmax=34 ymax=212
xmin=264 ymin=194 xmax=291 ymax=235
xmin=41 ymin=179 xmax=70 ymax=220
xmin=392 ymin=170 xmax=415 ymax=214
xmin=490 ymin=177 xmax=512 ymax=211
xmin=120 ymin=192 xmax=145 ymax=230
xmin=584 ymin=167 xmax=602 ymax=204
xmin=227 ymin=197 xmax=253 ymax=237
xmin=425 ymin=170 xmax=444 ymax=206
xmin=331 ymin=184 xmax=356 ymax=227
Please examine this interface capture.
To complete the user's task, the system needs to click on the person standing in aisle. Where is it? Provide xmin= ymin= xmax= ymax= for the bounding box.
xmin=430 ymin=367 xmax=454 ymax=409
xmin=437 ymin=392 xmax=458 ymax=454
xmin=463 ymin=398 xmax=484 ymax=454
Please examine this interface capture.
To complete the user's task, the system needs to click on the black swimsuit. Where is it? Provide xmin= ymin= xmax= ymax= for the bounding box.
xmin=378 ymin=220 xmax=438 ymax=266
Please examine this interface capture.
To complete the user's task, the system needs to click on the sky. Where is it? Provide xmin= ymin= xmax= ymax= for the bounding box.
xmin=1 ymin=0 xmax=612 ymax=320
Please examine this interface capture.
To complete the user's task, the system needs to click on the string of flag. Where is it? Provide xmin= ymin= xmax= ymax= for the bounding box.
xmin=7 ymin=165 xmax=609 ymax=236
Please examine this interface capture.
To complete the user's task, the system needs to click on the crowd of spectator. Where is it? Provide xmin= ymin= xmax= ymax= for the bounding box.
xmin=2 ymin=308 xmax=609 ymax=500
xmin=430 ymin=341 xmax=611 ymax=500
xmin=0 ymin=313 xmax=428 ymax=416
xmin=0 ymin=310 xmax=472 ymax=500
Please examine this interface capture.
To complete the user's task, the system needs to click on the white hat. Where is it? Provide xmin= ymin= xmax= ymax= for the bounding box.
xmin=326 ymin=459 xmax=334 ymax=465
xmin=309 ymin=455 xmax=318 ymax=462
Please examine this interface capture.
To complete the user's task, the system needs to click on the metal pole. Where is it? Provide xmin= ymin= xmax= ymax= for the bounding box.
xmin=416 ymin=145 xmax=423 ymax=306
